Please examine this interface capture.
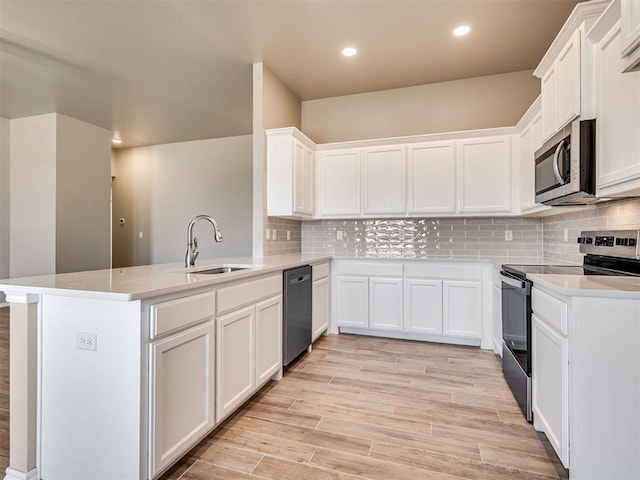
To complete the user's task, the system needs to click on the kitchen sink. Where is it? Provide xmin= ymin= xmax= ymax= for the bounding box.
xmin=190 ymin=266 xmax=248 ymax=275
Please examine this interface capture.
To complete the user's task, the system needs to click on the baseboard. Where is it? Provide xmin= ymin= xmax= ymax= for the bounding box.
xmin=4 ymin=467 xmax=40 ymax=480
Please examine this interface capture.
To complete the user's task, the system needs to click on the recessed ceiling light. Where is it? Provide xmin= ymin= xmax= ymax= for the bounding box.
xmin=342 ymin=47 xmax=357 ymax=57
xmin=112 ymin=138 xmax=122 ymax=144
xmin=453 ymin=25 xmax=471 ymax=37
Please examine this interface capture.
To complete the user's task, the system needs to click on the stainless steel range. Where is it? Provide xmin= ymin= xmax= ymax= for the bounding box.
xmin=499 ymin=229 xmax=640 ymax=422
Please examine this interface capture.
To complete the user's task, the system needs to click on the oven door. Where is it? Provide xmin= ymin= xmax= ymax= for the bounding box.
xmin=500 ymin=271 xmax=532 ymax=374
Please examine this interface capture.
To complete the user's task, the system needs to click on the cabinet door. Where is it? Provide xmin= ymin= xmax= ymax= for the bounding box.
xmin=293 ymin=140 xmax=306 ymax=215
xmin=596 ymin=22 xmax=640 ymax=195
xmin=312 ymin=277 xmax=330 ymax=341
xmin=541 ymin=65 xmax=559 ymax=141
xmin=403 ymin=279 xmax=442 ymax=335
xmin=216 ymin=306 xmax=254 ymax=422
xmin=621 ymin=0 xmax=640 ymax=56
xmin=532 ymin=314 xmax=569 ymax=468
xmin=255 ymin=296 xmax=282 ymax=387
xmin=303 ymin=146 xmax=314 ymax=214
xmin=317 ymin=149 xmax=361 ymax=216
xmin=532 ymin=111 xmax=543 ymax=152
xmin=457 ymin=136 xmax=512 ymax=213
xmin=557 ymin=30 xmax=581 ymax=128
xmin=407 ymin=141 xmax=456 ymax=214
xmin=369 ymin=277 xmax=403 ymax=331
xmin=363 ymin=145 xmax=406 ymax=215
xmin=443 ymin=280 xmax=482 ymax=338
xmin=294 ymin=142 xmax=314 ymax=216
xmin=336 ymin=276 xmax=368 ymax=328
xmin=519 ymin=122 xmax=536 ymax=211
xmin=150 ymin=321 xmax=215 ymax=476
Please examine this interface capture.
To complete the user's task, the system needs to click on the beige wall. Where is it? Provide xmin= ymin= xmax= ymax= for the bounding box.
xmin=302 ymin=70 xmax=540 ymax=143
xmin=253 ymin=63 xmax=303 ymax=257
xmin=9 ymin=113 xmax=112 ymax=277
xmin=9 ymin=114 xmax=58 ymax=277
xmin=55 ymin=114 xmax=111 ymax=273
xmin=0 ymin=118 xmax=9 ymax=283
xmin=112 ymin=135 xmax=253 ymax=267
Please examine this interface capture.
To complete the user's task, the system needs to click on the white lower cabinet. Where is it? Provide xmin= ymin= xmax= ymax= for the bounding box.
xmin=255 ymin=296 xmax=282 ymax=385
xmin=404 ymin=279 xmax=442 ymax=335
xmin=336 ymin=261 xmax=487 ymax=346
xmin=215 ymin=274 xmax=282 ymax=423
xmin=443 ymin=281 xmax=483 ymax=338
xmin=532 ymin=313 xmax=569 ymax=468
xmin=491 ymin=279 xmax=502 ymax=356
xmin=216 ymin=306 xmax=254 ymax=423
xmin=148 ymin=291 xmax=217 ymax=478
xmin=369 ymin=276 xmax=403 ymax=331
xmin=336 ymin=275 xmax=369 ymax=328
xmin=149 ymin=320 xmax=215 ymax=477
xmin=312 ymin=262 xmax=331 ymax=341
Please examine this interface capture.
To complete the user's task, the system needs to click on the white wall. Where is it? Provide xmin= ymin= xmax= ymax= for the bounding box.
xmin=10 ymin=114 xmax=58 ymax=277
xmin=302 ymin=70 xmax=540 ymax=143
xmin=56 ymin=114 xmax=112 ymax=273
xmin=112 ymin=135 xmax=253 ymax=267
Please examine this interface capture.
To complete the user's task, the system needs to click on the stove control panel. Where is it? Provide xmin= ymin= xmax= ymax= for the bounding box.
xmin=578 ymin=229 xmax=640 ymax=259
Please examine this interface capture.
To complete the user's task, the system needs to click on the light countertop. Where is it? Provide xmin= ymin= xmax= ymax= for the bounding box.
xmin=529 ymin=273 xmax=640 ymax=299
xmin=0 ymin=254 xmax=331 ymax=301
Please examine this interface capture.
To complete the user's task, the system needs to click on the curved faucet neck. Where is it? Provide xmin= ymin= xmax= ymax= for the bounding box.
xmin=185 ymin=215 xmax=223 ymax=267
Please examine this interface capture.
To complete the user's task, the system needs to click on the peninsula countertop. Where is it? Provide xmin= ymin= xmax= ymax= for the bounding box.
xmin=0 ymin=254 xmax=331 ymax=301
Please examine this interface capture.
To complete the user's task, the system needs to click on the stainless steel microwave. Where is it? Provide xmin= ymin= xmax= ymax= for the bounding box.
xmin=534 ymin=119 xmax=596 ymax=206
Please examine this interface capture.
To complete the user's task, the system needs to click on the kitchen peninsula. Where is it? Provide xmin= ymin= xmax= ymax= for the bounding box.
xmin=0 ymin=254 xmax=330 ymax=480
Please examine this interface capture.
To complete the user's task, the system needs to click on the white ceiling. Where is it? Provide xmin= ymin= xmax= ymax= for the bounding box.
xmin=0 ymin=0 xmax=582 ymax=148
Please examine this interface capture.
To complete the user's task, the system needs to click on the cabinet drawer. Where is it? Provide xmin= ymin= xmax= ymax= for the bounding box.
xmin=151 ymin=291 xmax=215 ymax=339
xmin=313 ymin=262 xmax=330 ymax=280
xmin=335 ymin=261 xmax=403 ymax=277
xmin=404 ymin=263 xmax=483 ymax=280
xmin=217 ymin=274 xmax=281 ymax=316
xmin=532 ymin=288 xmax=568 ymax=335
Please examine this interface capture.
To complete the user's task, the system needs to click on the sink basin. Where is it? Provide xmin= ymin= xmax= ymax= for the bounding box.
xmin=189 ymin=266 xmax=248 ymax=275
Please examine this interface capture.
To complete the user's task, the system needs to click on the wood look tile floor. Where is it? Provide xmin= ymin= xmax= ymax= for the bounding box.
xmin=160 ymin=332 xmax=568 ymax=480
xmin=0 ymin=307 xmax=567 ymax=479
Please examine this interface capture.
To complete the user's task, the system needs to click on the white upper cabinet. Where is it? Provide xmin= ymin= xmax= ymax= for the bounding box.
xmin=317 ymin=148 xmax=362 ymax=217
xmin=557 ymin=30 xmax=582 ymax=128
xmin=589 ymin=3 xmax=640 ymax=196
xmin=457 ymin=136 xmax=512 ymax=214
xmin=407 ymin=141 xmax=457 ymax=214
xmin=363 ymin=145 xmax=406 ymax=215
xmin=534 ymin=1 xmax=609 ymax=142
xmin=621 ymin=0 xmax=640 ymax=71
xmin=266 ymin=127 xmax=315 ymax=219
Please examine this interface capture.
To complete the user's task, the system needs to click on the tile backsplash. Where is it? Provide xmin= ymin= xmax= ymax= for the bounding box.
xmin=543 ymin=198 xmax=640 ymax=264
xmin=302 ymin=217 xmax=543 ymax=261
xmin=264 ymin=217 xmax=302 ymax=256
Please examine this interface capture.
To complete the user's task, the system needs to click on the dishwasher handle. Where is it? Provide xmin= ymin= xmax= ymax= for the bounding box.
xmin=289 ymin=273 xmax=311 ymax=285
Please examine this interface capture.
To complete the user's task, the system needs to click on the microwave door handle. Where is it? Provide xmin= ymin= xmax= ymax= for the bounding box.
xmin=553 ymin=140 xmax=566 ymax=185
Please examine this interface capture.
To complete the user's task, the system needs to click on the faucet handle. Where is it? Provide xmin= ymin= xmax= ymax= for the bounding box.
xmin=193 ymin=237 xmax=199 ymax=258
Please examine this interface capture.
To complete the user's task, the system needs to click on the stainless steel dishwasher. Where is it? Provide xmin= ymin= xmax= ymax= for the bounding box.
xmin=283 ymin=265 xmax=312 ymax=367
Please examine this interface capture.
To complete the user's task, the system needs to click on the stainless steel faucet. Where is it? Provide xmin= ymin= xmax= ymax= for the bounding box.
xmin=185 ymin=215 xmax=224 ymax=267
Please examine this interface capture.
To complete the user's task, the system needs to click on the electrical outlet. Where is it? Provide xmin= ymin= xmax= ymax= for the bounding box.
xmin=287 ymin=230 xmax=291 ymax=241
xmin=138 ymin=231 xmax=144 ymax=239
xmin=76 ymin=332 xmax=97 ymax=351
xmin=265 ymin=229 xmax=270 ymax=240
xmin=272 ymin=230 xmax=277 ymax=240
xmin=505 ymin=230 xmax=513 ymax=241
xmin=563 ymin=228 xmax=569 ymax=242
xmin=337 ymin=230 xmax=344 ymax=240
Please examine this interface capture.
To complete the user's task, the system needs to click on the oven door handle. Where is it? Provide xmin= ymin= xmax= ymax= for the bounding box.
xmin=500 ymin=272 xmax=527 ymax=289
